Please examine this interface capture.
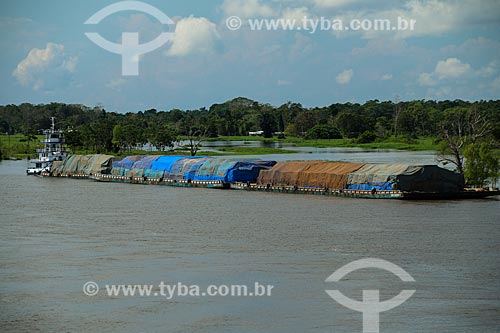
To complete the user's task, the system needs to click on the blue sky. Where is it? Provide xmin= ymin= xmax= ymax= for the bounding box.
xmin=1 ymin=0 xmax=499 ymax=112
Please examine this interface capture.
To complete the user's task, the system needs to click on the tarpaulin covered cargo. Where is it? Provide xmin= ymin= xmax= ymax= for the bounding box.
xmin=132 ymin=155 xmax=160 ymax=170
xmin=226 ymin=160 xmax=277 ymax=183
xmin=399 ymin=165 xmax=464 ymax=192
xmin=80 ymin=154 xmax=114 ymax=175
xmin=347 ymin=164 xmax=416 ymax=184
xmin=192 ymin=158 xmax=276 ymax=183
xmin=347 ymin=164 xmax=464 ymax=192
xmin=150 ymin=156 xmax=187 ymax=172
xmin=51 ymin=154 xmax=114 ymax=176
xmin=111 ymin=167 xmax=128 ymax=177
xmin=257 ymin=161 xmax=322 ymax=186
xmin=298 ymin=162 xmax=365 ymax=189
xmin=128 ymin=168 xmax=144 ymax=178
xmin=112 ymin=156 xmax=143 ymax=169
xmin=55 ymin=154 xmax=88 ymax=175
xmin=166 ymin=157 xmax=207 ymax=180
xmin=257 ymin=161 xmax=364 ymax=189
xmin=143 ymin=169 xmax=165 ymax=179
xmin=193 ymin=158 xmax=239 ymax=181
xmin=51 ymin=160 xmax=64 ymax=174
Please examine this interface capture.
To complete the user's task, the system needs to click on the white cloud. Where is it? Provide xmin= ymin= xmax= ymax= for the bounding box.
xmin=281 ymin=7 xmax=311 ymax=22
xmin=277 ymin=79 xmax=292 ymax=86
xmin=117 ymin=13 xmax=164 ymax=42
xmin=418 ymin=57 xmax=471 ymax=86
xmin=434 ymin=58 xmax=471 ymax=79
xmin=492 ymin=77 xmax=500 ymax=91
xmin=222 ymin=0 xmax=275 ymax=18
xmin=408 ymin=0 xmax=500 ymax=37
xmin=0 ymin=16 xmax=33 ymax=26
xmin=381 ymin=73 xmax=393 ymax=81
xmin=336 ymin=69 xmax=353 ymax=84
xmin=434 ymin=86 xmax=452 ymax=98
xmin=166 ymin=16 xmax=220 ymax=57
xmin=418 ymin=72 xmax=436 ymax=86
xmin=418 ymin=56 xmax=500 ymax=96
xmin=63 ymin=56 xmax=78 ymax=73
xmin=334 ymin=0 xmax=500 ymax=39
xmin=106 ymin=78 xmax=126 ymax=91
xmin=476 ymin=61 xmax=497 ymax=77
xmin=313 ymin=0 xmax=360 ymax=9
xmin=12 ymin=42 xmax=77 ymax=90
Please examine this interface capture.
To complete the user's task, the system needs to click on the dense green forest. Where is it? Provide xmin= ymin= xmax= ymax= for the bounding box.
xmin=1 ymin=97 xmax=499 ymax=185
xmin=1 ymin=97 xmax=499 ymax=142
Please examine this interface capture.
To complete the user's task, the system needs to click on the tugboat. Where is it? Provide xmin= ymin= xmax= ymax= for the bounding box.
xmin=26 ymin=117 xmax=67 ymax=175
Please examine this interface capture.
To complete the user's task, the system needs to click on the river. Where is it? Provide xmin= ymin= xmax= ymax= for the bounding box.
xmin=1 ymin=149 xmax=499 ymax=333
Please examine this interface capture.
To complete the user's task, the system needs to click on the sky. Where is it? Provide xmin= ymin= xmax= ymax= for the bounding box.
xmin=0 ymin=0 xmax=499 ymax=112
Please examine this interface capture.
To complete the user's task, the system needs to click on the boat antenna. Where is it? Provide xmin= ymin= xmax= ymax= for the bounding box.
xmin=51 ymin=117 xmax=56 ymax=132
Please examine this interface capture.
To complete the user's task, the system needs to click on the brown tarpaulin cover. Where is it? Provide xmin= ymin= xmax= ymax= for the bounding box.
xmin=257 ymin=161 xmax=365 ymax=189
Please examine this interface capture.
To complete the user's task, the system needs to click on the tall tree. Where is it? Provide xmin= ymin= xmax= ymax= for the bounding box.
xmin=185 ymin=127 xmax=207 ymax=156
xmin=438 ymin=107 xmax=492 ymax=175
xmin=152 ymin=124 xmax=177 ymax=152
xmin=112 ymin=125 xmax=124 ymax=152
xmin=258 ymin=108 xmax=276 ymax=138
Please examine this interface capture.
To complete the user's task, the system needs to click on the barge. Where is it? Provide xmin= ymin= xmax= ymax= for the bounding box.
xmin=40 ymin=154 xmax=500 ymax=200
xmin=89 ymin=173 xmax=227 ymax=188
xmin=230 ymin=182 xmax=500 ymax=200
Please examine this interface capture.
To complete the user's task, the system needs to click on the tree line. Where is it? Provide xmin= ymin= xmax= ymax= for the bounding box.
xmin=1 ymin=97 xmax=499 ymax=185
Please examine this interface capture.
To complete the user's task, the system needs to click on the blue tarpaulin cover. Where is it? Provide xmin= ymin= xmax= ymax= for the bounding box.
xmin=132 ymin=156 xmax=160 ymax=170
xmin=226 ymin=161 xmax=277 ymax=183
xmin=150 ymin=156 xmax=187 ymax=172
xmin=167 ymin=157 xmax=207 ymax=180
xmin=193 ymin=158 xmax=240 ymax=182
xmin=113 ymin=156 xmax=143 ymax=169
xmin=110 ymin=155 xmax=276 ymax=184
xmin=194 ymin=158 xmax=276 ymax=183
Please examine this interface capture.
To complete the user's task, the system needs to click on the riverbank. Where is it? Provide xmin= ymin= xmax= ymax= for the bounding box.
xmin=0 ymin=135 xmax=296 ymax=159
xmin=1 ymin=134 xmax=437 ymax=160
xmin=0 ymin=134 xmax=42 ymax=160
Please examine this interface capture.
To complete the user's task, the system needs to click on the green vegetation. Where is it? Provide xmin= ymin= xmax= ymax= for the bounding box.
xmin=0 ymin=134 xmax=43 ymax=159
xmin=304 ymin=124 xmax=342 ymax=140
xmin=464 ymin=143 xmax=500 ymax=187
xmin=436 ymin=107 xmax=500 ymax=186
xmin=68 ymin=145 xmax=294 ymax=157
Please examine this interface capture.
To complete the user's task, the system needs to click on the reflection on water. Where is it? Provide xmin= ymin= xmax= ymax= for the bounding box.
xmin=1 ymin=154 xmax=499 ymax=332
xmin=143 ymin=140 xmax=445 ymax=168
xmin=200 ymin=142 xmax=444 ymax=166
xmin=202 ymin=140 xmax=292 ymax=148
